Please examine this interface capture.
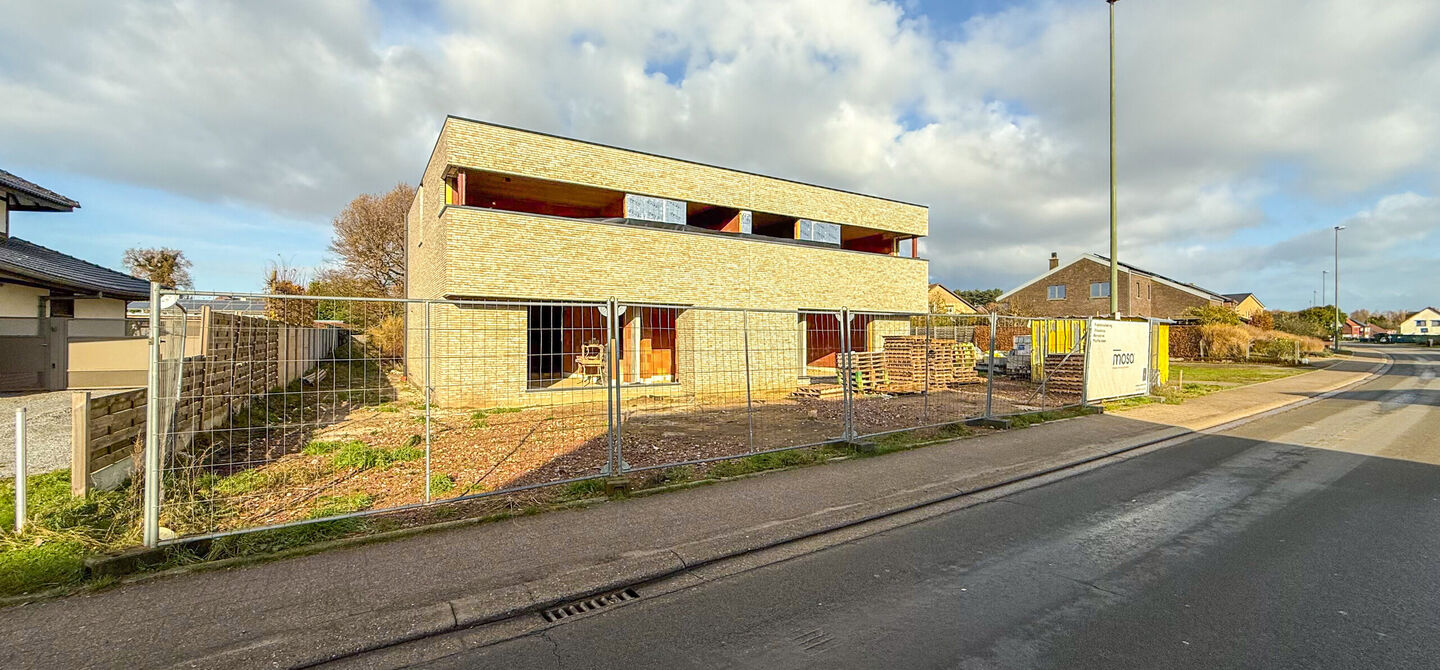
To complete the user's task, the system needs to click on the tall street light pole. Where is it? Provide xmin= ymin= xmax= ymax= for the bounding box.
xmin=1107 ymin=0 xmax=1119 ymax=318
xmin=1334 ymin=225 xmax=1345 ymax=350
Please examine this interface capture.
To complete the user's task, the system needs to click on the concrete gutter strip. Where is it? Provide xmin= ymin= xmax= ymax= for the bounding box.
xmin=6 ymin=352 xmax=1394 ymax=670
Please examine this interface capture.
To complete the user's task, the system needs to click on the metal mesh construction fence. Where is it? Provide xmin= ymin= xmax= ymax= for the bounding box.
xmin=140 ymin=290 xmax=1115 ymax=545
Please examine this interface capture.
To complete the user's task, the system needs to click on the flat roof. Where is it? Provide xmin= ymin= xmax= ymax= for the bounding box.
xmin=443 ymin=114 xmax=926 ymax=209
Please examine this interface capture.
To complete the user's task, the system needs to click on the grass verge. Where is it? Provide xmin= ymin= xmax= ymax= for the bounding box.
xmin=1 ymin=404 xmax=1098 ymax=602
xmin=1172 ymin=362 xmax=1307 ymax=386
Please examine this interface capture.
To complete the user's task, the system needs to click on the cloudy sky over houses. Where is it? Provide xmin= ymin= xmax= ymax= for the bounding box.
xmin=2 ymin=0 xmax=1437 ymax=311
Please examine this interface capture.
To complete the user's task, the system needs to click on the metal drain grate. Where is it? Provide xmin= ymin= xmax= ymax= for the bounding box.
xmin=541 ymin=588 xmax=640 ymax=623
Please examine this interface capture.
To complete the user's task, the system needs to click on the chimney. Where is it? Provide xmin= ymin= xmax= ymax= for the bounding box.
xmin=1048 ymin=252 xmax=1059 ymax=270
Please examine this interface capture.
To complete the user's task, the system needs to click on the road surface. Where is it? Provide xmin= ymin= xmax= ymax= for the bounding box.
xmin=345 ymin=345 xmax=1440 ymax=669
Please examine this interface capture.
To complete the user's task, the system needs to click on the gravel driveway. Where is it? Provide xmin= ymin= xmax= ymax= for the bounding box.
xmin=0 ymin=391 xmax=73 ymax=479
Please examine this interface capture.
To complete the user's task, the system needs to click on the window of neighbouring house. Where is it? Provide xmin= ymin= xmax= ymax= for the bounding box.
xmin=1090 ymin=282 xmax=1110 ymax=299
xmin=1432 ymin=320 xmax=1440 ymax=326
xmin=1047 ymin=285 xmax=1066 ymax=300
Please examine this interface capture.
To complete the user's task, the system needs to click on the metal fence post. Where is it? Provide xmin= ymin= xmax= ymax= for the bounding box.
xmin=607 ymin=298 xmax=625 ymax=473
xmin=143 ymin=281 xmax=162 ymax=548
xmin=13 ymin=408 xmax=25 ymax=532
xmin=922 ymin=313 xmax=931 ymax=425
xmin=985 ymin=312 xmax=997 ymax=419
xmin=840 ymin=307 xmax=854 ymax=441
xmin=1081 ymin=317 xmax=1094 ymax=406
xmin=423 ymin=301 xmax=432 ymax=503
xmin=742 ymin=309 xmax=755 ymax=453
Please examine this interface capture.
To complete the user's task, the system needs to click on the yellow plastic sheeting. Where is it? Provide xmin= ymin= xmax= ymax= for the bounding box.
xmin=1030 ymin=319 xmax=1087 ymax=381
xmin=1151 ymin=323 xmax=1170 ymax=384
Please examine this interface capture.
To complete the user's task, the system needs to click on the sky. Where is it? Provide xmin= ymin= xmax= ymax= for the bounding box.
xmin=1 ymin=0 xmax=1437 ymax=312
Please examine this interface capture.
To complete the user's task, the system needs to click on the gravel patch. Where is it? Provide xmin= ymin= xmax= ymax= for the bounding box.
xmin=0 ymin=391 xmax=74 ymax=478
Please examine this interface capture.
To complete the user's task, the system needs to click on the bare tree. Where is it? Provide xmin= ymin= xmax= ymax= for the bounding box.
xmin=123 ymin=247 xmax=194 ymax=289
xmin=328 ymin=183 xmax=414 ymax=298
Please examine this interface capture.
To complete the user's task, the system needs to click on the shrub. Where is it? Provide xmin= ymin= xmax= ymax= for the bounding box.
xmin=1185 ymin=304 xmax=1243 ymax=325
xmin=1200 ymin=324 xmax=1250 ymax=359
xmin=365 ymin=315 xmax=404 ymax=360
xmin=1250 ymin=337 xmax=1298 ymax=360
xmin=1251 ymin=310 xmax=1275 ymax=331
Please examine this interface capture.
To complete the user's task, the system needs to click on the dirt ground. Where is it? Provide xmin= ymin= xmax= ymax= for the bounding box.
xmin=161 ymin=368 xmax=1077 ymax=533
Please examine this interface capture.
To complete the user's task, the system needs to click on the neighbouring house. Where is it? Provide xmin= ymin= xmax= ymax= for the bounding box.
xmin=1 ymin=170 xmax=149 ymax=391
xmin=927 ymin=283 xmax=982 ymax=314
xmin=1399 ymin=307 xmax=1440 ymax=336
xmin=1222 ymin=293 xmax=1266 ymax=321
xmin=405 ymin=116 xmax=929 ymax=407
xmin=997 ymin=252 xmax=1231 ymax=320
xmin=1341 ymin=318 xmax=1368 ymax=340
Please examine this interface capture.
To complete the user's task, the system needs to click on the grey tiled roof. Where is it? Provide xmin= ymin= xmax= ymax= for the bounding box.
xmin=1091 ymin=254 xmax=1231 ymax=303
xmin=0 ymin=237 xmax=149 ymax=299
xmin=0 ymin=169 xmax=80 ymax=210
xmin=129 ymin=298 xmax=266 ymax=313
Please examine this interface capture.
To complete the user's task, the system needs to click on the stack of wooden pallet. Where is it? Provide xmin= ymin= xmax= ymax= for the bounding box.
xmin=882 ymin=336 xmax=958 ymax=391
xmin=838 ymin=351 xmax=885 ymax=392
xmin=1042 ymin=353 xmax=1084 ymax=395
xmin=951 ymin=343 xmax=982 ymax=386
xmin=791 ymin=383 xmax=844 ymax=399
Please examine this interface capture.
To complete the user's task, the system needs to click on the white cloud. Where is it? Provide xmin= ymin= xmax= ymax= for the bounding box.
xmin=0 ymin=0 xmax=1437 ymax=308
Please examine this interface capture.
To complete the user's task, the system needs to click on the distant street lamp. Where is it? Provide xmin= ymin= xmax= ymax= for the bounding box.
xmin=1107 ymin=0 xmax=1120 ymax=317
xmin=1333 ymin=225 xmax=1346 ymax=351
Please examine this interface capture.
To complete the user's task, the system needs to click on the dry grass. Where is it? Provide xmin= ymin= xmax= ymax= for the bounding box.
xmin=1198 ymin=323 xmax=1326 ymax=361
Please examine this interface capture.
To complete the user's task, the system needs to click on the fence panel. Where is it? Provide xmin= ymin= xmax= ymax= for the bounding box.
xmin=143 ymin=291 xmax=1103 ymax=546
xmin=617 ymin=304 xmax=751 ymax=471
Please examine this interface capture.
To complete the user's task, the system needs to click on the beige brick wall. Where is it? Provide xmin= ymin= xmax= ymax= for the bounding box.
xmin=419 ymin=306 xmax=920 ymax=408
xmin=440 ymin=207 xmax=927 ymax=312
xmin=437 ymin=116 xmax=927 ymax=237
xmin=426 ymin=305 xmax=803 ymax=408
xmin=406 ymin=117 xmax=933 ymax=407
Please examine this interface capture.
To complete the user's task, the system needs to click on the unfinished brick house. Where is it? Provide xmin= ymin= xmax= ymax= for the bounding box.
xmin=405 ymin=116 xmax=929 ymax=407
xmin=998 ymin=253 xmax=1232 ymax=320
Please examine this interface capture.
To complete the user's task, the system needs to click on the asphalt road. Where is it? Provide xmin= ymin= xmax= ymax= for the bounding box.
xmin=367 ymin=345 xmax=1440 ymax=669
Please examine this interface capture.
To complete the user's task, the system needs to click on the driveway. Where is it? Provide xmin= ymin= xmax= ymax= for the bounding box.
xmin=0 ymin=391 xmax=74 ymax=478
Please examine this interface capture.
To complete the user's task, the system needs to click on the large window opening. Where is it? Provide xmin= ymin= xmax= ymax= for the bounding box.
xmin=457 ymin=170 xmax=625 ymax=219
xmin=801 ymin=312 xmax=872 ymax=378
xmin=526 ymin=305 xmax=609 ymax=390
xmin=620 ymin=307 xmax=679 ymax=384
xmin=686 ymin=203 xmax=745 ymax=233
xmin=526 ymin=304 xmax=681 ymax=390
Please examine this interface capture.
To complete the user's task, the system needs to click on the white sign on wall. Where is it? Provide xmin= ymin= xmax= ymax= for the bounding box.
xmin=1084 ymin=319 xmax=1151 ymax=401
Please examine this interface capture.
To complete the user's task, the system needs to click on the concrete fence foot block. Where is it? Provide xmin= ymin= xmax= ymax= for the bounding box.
xmin=965 ymin=417 xmax=1012 ymax=430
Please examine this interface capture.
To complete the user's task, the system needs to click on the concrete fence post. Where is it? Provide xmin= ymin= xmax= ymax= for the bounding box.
xmin=13 ymin=408 xmax=26 ymax=532
xmin=70 ymin=391 xmax=91 ymax=497
xmin=142 ymin=281 xmax=162 ymax=548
